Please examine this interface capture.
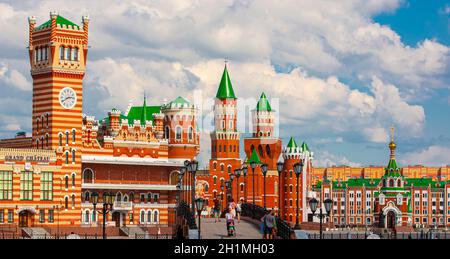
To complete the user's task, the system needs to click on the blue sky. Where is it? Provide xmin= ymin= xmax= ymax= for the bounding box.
xmin=0 ymin=0 xmax=449 ymax=168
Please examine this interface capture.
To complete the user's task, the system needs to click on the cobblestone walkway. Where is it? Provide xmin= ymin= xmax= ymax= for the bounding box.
xmin=200 ymin=218 xmax=261 ymax=239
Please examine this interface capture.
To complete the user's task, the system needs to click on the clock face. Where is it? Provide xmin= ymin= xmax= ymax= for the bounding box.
xmin=59 ymin=87 xmax=77 ymax=109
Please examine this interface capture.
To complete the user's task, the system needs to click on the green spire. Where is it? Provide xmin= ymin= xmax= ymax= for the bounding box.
xmin=287 ymin=137 xmax=298 ymax=149
xmin=248 ymin=148 xmax=261 ymax=164
xmin=301 ymin=142 xmax=310 ymax=152
xmin=140 ymin=96 xmax=147 ymax=125
xmin=216 ymin=65 xmax=236 ymax=99
xmin=256 ymin=92 xmax=272 ymax=111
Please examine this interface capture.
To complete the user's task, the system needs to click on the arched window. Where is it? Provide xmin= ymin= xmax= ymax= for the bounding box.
xmin=176 ymin=126 xmax=182 ymax=140
xmin=383 ymin=179 xmax=386 ymax=187
xmin=45 ymin=134 xmax=49 ymax=147
xmin=58 ymin=133 xmax=62 ymax=146
xmin=188 ymin=127 xmax=193 ymax=141
xmin=41 ymin=137 xmax=44 ymax=149
xmin=72 ymin=173 xmax=75 ymax=187
xmin=38 ymin=47 xmax=42 ymax=61
xmin=220 ymin=164 xmax=224 ymax=172
xmin=72 ymin=129 xmax=76 ymax=143
xmin=72 ymin=149 xmax=76 ymax=163
xmin=213 ymin=176 xmax=217 ymax=185
xmin=66 ymin=47 xmax=71 ymax=60
xmin=60 ymin=46 xmax=65 ymax=60
xmin=44 ymin=47 xmax=48 ymax=60
xmin=46 ymin=114 xmax=49 ymax=126
xmin=266 ymin=145 xmax=271 ymax=158
xmin=123 ymin=195 xmax=128 ymax=202
xmin=65 ymin=176 xmax=69 ymax=189
xmin=213 ymin=162 xmax=217 ymax=170
xmin=36 ymin=118 xmax=40 ymax=131
xmin=84 ymin=210 xmax=90 ymax=223
xmin=258 ymin=145 xmax=264 ymax=158
xmin=83 ymin=169 xmax=93 ymax=184
xmin=36 ymin=139 xmax=40 ymax=149
xmin=65 ymin=152 xmax=69 ymax=165
xmin=164 ymin=126 xmax=170 ymax=139
xmin=64 ymin=197 xmax=69 ymax=209
xmin=397 ymin=179 xmax=402 ymax=187
xmin=389 ymin=179 xmax=394 ymax=187
xmin=154 ymin=211 xmax=159 ymax=223
xmin=73 ymin=47 xmax=79 ymax=61
xmin=85 ymin=191 xmax=90 ymax=202
xmin=65 ymin=132 xmax=69 ymax=145
xmin=140 ymin=210 xmax=145 ymax=224
xmin=205 ymin=184 xmax=209 ymax=192
xmin=147 ymin=210 xmax=152 ymax=224
xmin=227 ymin=166 xmax=232 ymax=174
xmin=259 ymin=131 xmax=263 ymax=137
xmin=267 ymin=131 xmax=271 ymax=137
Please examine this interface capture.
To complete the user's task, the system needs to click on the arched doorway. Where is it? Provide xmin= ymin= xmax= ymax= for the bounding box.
xmin=19 ymin=211 xmax=34 ymax=227
xmin=386 ymin=211 xmax=396 ymax=229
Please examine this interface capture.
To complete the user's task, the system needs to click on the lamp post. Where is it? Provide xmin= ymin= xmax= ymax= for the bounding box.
xmin=234 ymin=169 xmax=241 ymax=202
xmin=309 ymin=198 xmax=332 ymax=239
xmin=293 ymin=161 xmax=303 ymax=229
xmin=180 ymin=167 xmax=186 ymax=203
xmin=225 ymin=180 xmax=232 ymax=206
xmin=242 ymin=166 xmax=248 ymax=203
xmin=195 ymin=198 xmax=205 ymax=239
xmin=261 ymin=163 xmax=268 ymax=210
xmin=229 ymin=173 xmax=235 ymax=202
xmin=185 ymin=160 xmax=199 ymax=213
xmin=250 ymin=161 xmax=257 ymax=216
xmin=92 ymin=191 xmax=114 ymax=239
xmin=220 ymin=183 xmax=225 ymax=213
xmin=276 ymin=161 xmax=284 ymax=217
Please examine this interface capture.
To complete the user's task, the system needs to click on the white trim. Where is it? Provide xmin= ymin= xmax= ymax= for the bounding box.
xmin=82 ymin=155 xmax=187 ymax=166
xmin=82 ymin=183 xmax=177 ymax=191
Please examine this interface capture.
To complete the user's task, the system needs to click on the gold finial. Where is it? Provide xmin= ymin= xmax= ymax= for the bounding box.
xmin=390 ymin=126 xmax=395 ymax=143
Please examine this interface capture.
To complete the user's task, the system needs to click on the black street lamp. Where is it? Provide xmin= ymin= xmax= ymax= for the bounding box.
xmin=185 ymin=160 xmax=199 ymax=213
xmin=293 ymin=161 xmax=303 ymax=229
xmin=180 ymin=167 xmax=186 ymax=203
xmin=195 ymin=198 xmax=205 ymax=239
xmin=92 ymin=191 xmax=114 ymax=239
xmin=242 ymin=166 xmax=248 ymax=203
xmin=309 ymin=198 xmax=332 ymax=239
xmin=250 ymin=161 xmax=258 ymax=215
xmin=225 ymin=180 xmax=232 ymax=205
xmin=220 ymin=183 xmax=225 ymax=212
xmin=276 ymin=161 xmax=284 ymax=217
xmin=235 ymin=169 xmax=241 ymax=202
xmin=261 ymin=163 xmax=269 ymax=210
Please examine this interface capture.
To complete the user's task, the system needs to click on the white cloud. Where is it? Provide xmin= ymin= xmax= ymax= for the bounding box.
xmin=400 ymin=145 xmax=450 ymax=167
xmin=314 ymin=150 xmax=362 ymax=167
xmin=0 ymin=63 xmax=31 ymax=91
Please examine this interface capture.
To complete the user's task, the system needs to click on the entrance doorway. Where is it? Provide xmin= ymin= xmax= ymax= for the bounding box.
xmin=386 ymin=211 xmax=396 ymax=229
xmin=112 ymin=212 xmax=126 ymax=227
xmin=19 ymin=211 xmax=33 ymax=227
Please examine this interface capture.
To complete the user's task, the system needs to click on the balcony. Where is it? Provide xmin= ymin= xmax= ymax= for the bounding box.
xmin=113 ymin=201 xmax=133 ymax=211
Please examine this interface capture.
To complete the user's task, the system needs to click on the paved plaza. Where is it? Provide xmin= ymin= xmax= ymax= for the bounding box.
xmin=200 ymin=218 xmax=261 ymax=239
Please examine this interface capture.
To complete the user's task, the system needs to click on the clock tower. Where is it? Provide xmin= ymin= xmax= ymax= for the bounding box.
xmin=28 ymin=12 xmax=89 ymax=223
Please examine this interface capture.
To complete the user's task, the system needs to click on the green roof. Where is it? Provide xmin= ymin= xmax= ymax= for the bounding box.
xmin=216 ymin=65 xmax=236 ymax=99
xmin=256 ymin=93 xmax=272 ymax=111
xmin=384 ymin=159 xmax=402 ymax=177
xmin=287 ymin=137 xmax=298 ymax=149
xmin=163 ymin=96 xmax=191 ymax=109
xmin=404 ymin=178 xmax=446 ymax=188
xmin=301 ymin=142 xmax=310 ymax=152
xmin=127 ymin=105 xmax=161 ymax=125
xmin=35 ymin=15 xmax=80 ymax=31
xmin=248 ymin=149 xmax=261 ymax=164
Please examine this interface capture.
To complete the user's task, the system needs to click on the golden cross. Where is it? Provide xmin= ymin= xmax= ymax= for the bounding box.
xmin=390 ymin=126 xmax=395 ymax=142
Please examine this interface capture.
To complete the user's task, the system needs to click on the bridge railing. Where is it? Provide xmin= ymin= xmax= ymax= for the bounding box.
xmin=241 ymin=203 xmax=294 ymax=239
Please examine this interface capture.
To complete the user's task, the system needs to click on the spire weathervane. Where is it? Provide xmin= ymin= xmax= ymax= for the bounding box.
xmin=390 ymin=126 xmax=395 ymax=142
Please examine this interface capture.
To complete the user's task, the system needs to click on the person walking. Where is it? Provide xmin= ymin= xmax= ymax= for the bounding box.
xmin=261 ymin=210 xmax=277 ymax=239
xmin=228 ymin=199 xmax=236 ymax=219
xmin=213 ymin=198 xmax=221 ymax=222
xmin=236 ymin=201 xmax=242 ymax=223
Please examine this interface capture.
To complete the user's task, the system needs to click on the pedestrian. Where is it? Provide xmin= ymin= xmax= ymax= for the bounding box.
xmin=228 ymin=199 xmax=236 ymax=219
xmin=213 ymin=198 xmax=221 ymax=222
xmin=225 ymin=208 xmax=235 ymax=237
xmin=236 ymin=201 xmax=242 ymax=223
xmin=261 ymin=210 xmax=277 ymax=239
